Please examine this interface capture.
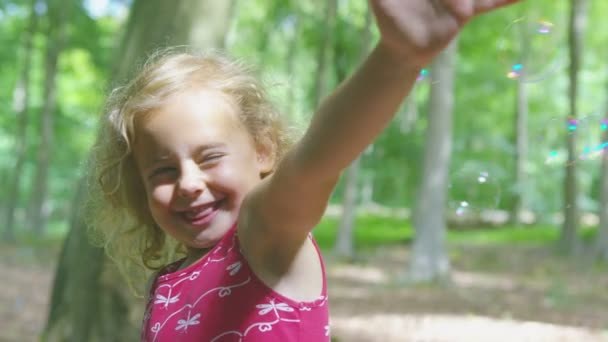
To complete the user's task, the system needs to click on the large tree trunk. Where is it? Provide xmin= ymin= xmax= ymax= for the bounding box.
xmin=334 ymin=6 xmax=372 ymax=260
xmin=29 ymin=0 xmax=69 ymax=235
xmin=112 ymin=0 xmax=234 ymax=80
xmin=407 ymin=39 xmax=458 ymax=283
xmin=44 ymin=1 xmax=235 ymax=340
xmin=597 ymin=74 xmax=608 ymax=261
xmin=3 ymin=0 xmax=37 ymax=242
xmin=43 ymin=180 xmax=113 ymax=341
xmin=560 ymin=0 xmax=588 ymax=254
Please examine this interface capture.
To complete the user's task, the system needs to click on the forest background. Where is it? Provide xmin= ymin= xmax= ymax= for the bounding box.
xmin=1 ymin=0 xmax=608 ymax=340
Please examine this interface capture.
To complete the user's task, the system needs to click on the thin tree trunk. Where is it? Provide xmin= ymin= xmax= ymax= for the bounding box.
xmin=285 ymin=15 xmax=300 ymax=116
xmin=313 ymin=0 xmax=337 ymax=107
xmin=511 ymin=78 xmax=528 ymax=224
xmin=596 ymin=73 xmax=608 ymax=260
xmin=400 ymin=89 xmax=419 ymax=134
xmin=560 ymin=0 xmax=588 ymax=253
xmin=511 ymin=18 xmax=530 ymax=224
xmin=334 ymin=6 xmax=372 ymax=260
xmin=29 ymin=0 xmax=71 ymax=234
xmin=407 ymin=39 xmax=458 ymax=283
xmin=335 ymin=157 xmax=361 ymax=259
xmin=44 ymin=0 xmax=236 ymax=340
xmin=3 ymin=0 xmax=37 ymax=242
xmin=361 ymin=172 xmax=374 ymax=206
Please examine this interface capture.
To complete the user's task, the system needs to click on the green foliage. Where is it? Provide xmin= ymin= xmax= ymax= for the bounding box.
xmin=0 ymin=0 xmax=124 ymax=234
xmin=314 ymin=214 xmax=413 ymax=250
xmin=1 ymin=0 xmax=607 ymax=240
xmin=313 ymin=214 xmax=599 ymax=251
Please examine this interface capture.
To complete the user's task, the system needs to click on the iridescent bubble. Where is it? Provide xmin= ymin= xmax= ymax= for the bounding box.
xmin=448 ymin=169 xmax=502 ymax=219
xmin=498 ymin=17 xmax=563 ymax=83
xmin=536 ymin=117 xmax=567 ymax=166
xmin=416 ymin=68 xmax=430 ymax=82
xmin=537 ymin=113 xmax=604 ymax=166
xmin=581 ymin=114 xmax=608 ymax=161
xmin=537 ymin=19 xmax=554 ymax=34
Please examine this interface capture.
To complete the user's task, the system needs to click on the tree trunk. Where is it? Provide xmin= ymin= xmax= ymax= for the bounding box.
xmin=43 ymin=180 xmax=114 ymax=341
xmin=400 ymin=88 xmax=419 ymax=134
xmin=407 ymin=39 xmax=458 ymax=283
xmin=44 ymin=0 xmax=236 ymax=340
xmin=596 ymin=74 xmax=608 ymax=260
xmin=361 ymin=171 xmax=374 ymax=206
xmin=112 ymin=0 xmax=234 ymax=80
xmin=334 ymin=6 xmax=372 ymax=260
xmin=511 ymin=78 xmax=528 ymax=224
xmin=511 ymin=17 xmax=530 ymax=225
xmin=285 ymin=16 xmax=300 ymax=116
xmin=29 ymin=0 xmax=69 ymax=235
xmin=335 ymin=157 xmax=361 ymax=259
xmin=560 ymin=0 xmax=588 ymax=254
xmin=3 ymin=0 xmax=37 ymax=242
xmin=312 ymin=0 xmax=337 ymax=107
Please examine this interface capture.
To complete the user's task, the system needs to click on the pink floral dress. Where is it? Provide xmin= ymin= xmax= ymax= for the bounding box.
xmin=141 ymin=225 xmax=330 ymax=341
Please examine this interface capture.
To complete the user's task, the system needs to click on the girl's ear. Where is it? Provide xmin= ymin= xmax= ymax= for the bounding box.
xmin=256 ymin=141 xmax=276 ymax=178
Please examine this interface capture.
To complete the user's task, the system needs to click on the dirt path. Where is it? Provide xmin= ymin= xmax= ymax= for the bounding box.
xmin=1 ymin=243 xmax=607 ymax=341
xmin=327 ymin=245 xmax=608 ymax=341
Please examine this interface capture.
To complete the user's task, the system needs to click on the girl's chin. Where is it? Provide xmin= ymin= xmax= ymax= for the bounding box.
xmin=191 ymin=221 xmax=233 ymax=244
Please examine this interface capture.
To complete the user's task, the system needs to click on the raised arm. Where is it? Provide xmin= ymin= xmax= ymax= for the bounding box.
xmin=293 ymin=0 xmax=521 ymax=178
xmin=241 ymin=0 xmax=522 ymax=270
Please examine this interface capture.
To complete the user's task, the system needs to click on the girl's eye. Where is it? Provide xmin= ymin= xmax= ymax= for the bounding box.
xmin=149 ymin=167 xmax=177 ymax=179
xmin=205 ymin=153 xmax=223 ymax=161
xmin=201 ymin=153 xmax=224 ymax=164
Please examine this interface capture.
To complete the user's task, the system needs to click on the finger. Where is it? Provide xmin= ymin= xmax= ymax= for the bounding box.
xmin=474 ymin=0 xmax=523 ymax=15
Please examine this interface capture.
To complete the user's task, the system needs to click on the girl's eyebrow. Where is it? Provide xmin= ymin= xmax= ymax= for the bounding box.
xmin=193 ymin=142 xmax=227 ymax=155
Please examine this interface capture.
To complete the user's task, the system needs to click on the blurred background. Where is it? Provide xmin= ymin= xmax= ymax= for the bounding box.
xmin=1 ymin=0 xmax=607 ymax=341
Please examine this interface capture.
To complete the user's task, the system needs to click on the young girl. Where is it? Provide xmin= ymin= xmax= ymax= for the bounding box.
xmin=87 ymin=0 xmax=520 ymax=341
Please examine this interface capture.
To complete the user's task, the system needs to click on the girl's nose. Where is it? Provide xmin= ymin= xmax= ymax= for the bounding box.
xmin=177 ymin=168 xmax=205 ymax=199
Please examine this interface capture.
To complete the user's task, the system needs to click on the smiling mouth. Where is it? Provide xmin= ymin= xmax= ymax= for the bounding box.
xmin=181 ymin=199 xmax=224 ymax=226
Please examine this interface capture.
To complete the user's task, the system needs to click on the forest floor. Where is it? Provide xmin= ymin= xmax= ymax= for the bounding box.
xmin=1 ymin=241 xmax=607 ymax=341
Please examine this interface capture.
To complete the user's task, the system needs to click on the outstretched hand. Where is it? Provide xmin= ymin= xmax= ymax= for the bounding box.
xmin=370 ymin=0 xmax=522 ymax=67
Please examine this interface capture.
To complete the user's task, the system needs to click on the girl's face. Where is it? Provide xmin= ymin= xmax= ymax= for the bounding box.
xmin=133 ymin=88 xmax=272 ymax=254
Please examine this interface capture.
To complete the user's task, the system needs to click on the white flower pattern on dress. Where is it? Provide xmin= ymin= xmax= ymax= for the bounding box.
xmin=143 ymin=230 xmax=328 ymax=342
xmin=175 ymin=312 xmax=201 ymax=332
xmin=257 ymin=300 xmax=294 ymax=315
xmin=218 ymin=287 xmax=232 ymax=297
xmin=154 ymin=292 xmax=180 ymax=308
xmin=226 ymin=261 xmax=241 ymax=275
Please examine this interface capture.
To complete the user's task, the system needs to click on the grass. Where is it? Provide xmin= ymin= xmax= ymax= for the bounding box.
xmin=5 ymin=214 xmax=601 ymax=254
xmin=313 ymin=214 xmax=600 ymax=251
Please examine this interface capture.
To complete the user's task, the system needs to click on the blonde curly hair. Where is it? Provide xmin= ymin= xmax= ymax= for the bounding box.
xmin=85 ymin=49 xmax=298 ymax=294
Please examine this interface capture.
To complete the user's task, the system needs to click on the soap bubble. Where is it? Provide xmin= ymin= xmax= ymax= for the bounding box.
xmin=448 ymin=168 xmax=502 ymax=219
xmin=537 ymin=113 xmax=605 ymax=166
xmin=498 ymin=17 xmax=563 ymax=83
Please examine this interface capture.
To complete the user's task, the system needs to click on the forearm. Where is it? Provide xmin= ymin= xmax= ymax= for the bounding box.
xmin=293 ymin=43 xmax=421 ymax=181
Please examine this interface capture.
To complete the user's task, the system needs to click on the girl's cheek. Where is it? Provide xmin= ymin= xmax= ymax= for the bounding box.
xmin=149 ymin=183 xmax=175 ymax=206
